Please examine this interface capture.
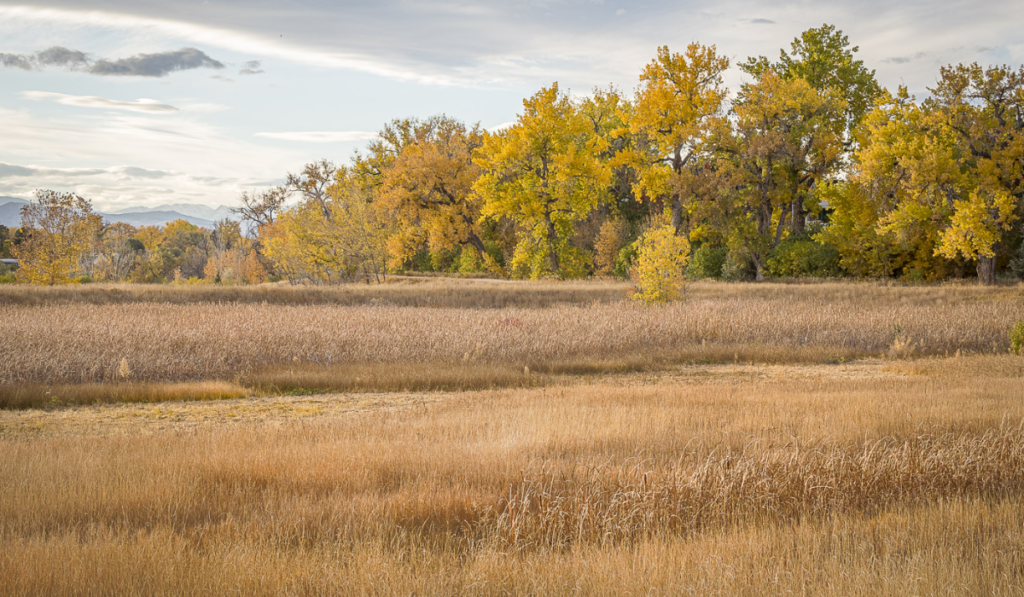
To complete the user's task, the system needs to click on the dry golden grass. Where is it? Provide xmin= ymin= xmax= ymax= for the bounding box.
xmin=1 ymin=281 xmax=1021 ymax=395
xmin=0 ymin=278 xmax=631 ymax=308
xmin=2 ymin=356 xmax=1023 ymax=595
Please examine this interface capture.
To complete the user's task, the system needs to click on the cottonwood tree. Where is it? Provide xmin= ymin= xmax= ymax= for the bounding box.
xmin=929 ymin=63 xmax=1024 ymax=284
xmin=474 ymin=83 xmax=610 ymax=278
xmin=263 ymin=167 xmax=391 ymax=283
xmin=285 ymin=159 xmax=337 ymax=218
xmin=725 ymin=71 xmax=845 ymax=281
xmin=628 ymin=43 xmax=730 ymax=235
xmin=13 ymin=190 xmax=102 ymax=285
xmin=374 ymin=116 xmax=488 ymax=269
xmin=743 ymin=25 xmax=881 ymax=234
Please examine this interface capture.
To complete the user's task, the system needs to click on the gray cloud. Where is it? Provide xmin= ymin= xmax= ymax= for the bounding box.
xmin=0 ymin=53 xmax=34 ymax=70
xmin=0 ymin=163 xmax=37 ymax=178
xmin=750 ymin=18 xmax=775 ymax=24
xmin=0 ymin=46 xmax=89 ymax=70
xmin=0 ymin=163 xmax=109 ymax=178
xmin=0 ymin=45 xmax=223 ymax=77
xmin=120 ymin=167 xmax=171 ymax=179
xmin=36 ymin=46 xmax=89 ymax=67
xmin=883 ymin=51 xmax=931 ymax=64
xmin=89 ymin=47 xmax=224 ymax=77
xmin=239 ymin=60 xmax=264 ymax=75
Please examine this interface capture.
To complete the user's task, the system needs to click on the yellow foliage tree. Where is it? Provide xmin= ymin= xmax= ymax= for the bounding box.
xmin=629 ymin=43 xmax=730 ymax=235
xmin=632 ymin=217 xmax=691 ymax=304
xmin=474 ymin=83 xmax=610 ymax=278
xmin=372 ymin=116 xmax=487 ymax=269
xmin=263 ymin=167 xmax=391 ymax=284
xmin=13 ymin=190 xmax=102 ymax=285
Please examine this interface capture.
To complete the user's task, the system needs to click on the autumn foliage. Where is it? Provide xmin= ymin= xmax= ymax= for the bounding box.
xmin=7 ymin=25 xmax=1024 ymax=289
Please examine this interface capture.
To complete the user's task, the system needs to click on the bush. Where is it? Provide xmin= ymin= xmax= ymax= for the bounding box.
xmin=0 ymin=274 xmax=15 ymax=284
xmin=1011 ymin=321 xmax=1024 ymax=356
xmin=1010 ymin=238 xmax=1024 ymax=281
xmin=766 ymin=238 xmax=842 ymax=278
xmin=631 ymin=224 xmax=690 ymax=304
xmin=721 ymin=250 xmax=754 ymax=281
xmin=688 ymin=245 xmax=727 ymax=280
xmin=613 ymin=242 xmax=637 ymax=279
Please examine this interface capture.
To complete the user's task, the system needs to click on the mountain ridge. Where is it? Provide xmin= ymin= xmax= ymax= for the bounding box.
xmin=0 ymin=198 xmax=238 ymax=230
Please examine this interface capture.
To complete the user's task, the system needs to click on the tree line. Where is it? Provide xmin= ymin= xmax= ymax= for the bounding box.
xmin=6 ymin=24 xmax=1024 ymax=288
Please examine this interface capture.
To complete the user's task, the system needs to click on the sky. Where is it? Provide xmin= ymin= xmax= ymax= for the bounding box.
xmin=0 ymin=0 xmax=1020 ymax=212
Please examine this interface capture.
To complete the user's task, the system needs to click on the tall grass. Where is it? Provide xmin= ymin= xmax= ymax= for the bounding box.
xmin=2 ymin=361 xmax=1023 ymax=594
xmin=2 ymin=285 xmax=1020 ymax=388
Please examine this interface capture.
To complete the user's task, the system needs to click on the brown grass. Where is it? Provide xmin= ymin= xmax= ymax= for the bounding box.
xmin=1 ymin=281 xmax=1022 ymax=394
xmin=2 ymin=358 xmax=1023 ymax=594
xmin=0 ymin=381 xmax=247 ymax=410
xmin=0 ymin=278 xmax=632 ymax=308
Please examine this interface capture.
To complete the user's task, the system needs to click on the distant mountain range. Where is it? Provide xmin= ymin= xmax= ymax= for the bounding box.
xmin=0 ymin=197 xmax=239 ymax=230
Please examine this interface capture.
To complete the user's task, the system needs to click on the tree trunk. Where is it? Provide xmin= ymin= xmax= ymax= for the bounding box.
xmin=671 ymin=198 xmax=684 ymax=236
xmin=546 ymin=216 xmax=560 ymax=275
xmin=977 ymin=253 xmax=997 ymax=285
xmin=752 ymin=254 xmax=765 ymax=282
xmin=790 ymin=197 xmax=805 ymax=235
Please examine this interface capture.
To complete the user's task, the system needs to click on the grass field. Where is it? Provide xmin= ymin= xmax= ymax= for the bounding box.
xmin=2 ymin=280 xmax=1024 ymax=595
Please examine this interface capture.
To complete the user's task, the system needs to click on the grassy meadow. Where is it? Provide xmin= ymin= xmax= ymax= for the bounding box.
xmin=2 ymin=279 xmax=1024 ymax=595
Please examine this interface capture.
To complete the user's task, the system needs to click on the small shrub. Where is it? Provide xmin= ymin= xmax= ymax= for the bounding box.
xmin=1010 ymin=238 xmax=1024 ymax=281
xmin=613 ymin=242 xmax=637 ymax=279
xmin=631 ymin=224 xmax=690 ymax=304
xmin=1011 ymin=321 xmax=1024 ymax=356
xmin=458 ymin=246 xmax=481 ymax=274
xmin=766 ymin=238 xmax=841 ymax=278
xmin=721 ymin=249 xmax=754 ymax=281
xmin=689 ymin=245 xmax=727 ymax=280
xmin=0 ymin=274 xmax=15 ymax=284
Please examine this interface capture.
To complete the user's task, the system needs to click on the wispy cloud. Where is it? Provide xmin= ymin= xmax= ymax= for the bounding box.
xmin=255 ymin=131 xmax=379 ymax=142
xmin=23 ymin=91 xmax=179 ymax=113
xmin=0 ymin=44 xmax=224 ymax=77
xmin=239 ymin=60 xmax=264 ymax=75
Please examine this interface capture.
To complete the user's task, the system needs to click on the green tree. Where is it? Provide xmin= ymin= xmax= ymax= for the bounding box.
xmin=726 ymin=71 xmax=844 ymax=281
xmin=742 ymin=24 xmax=880 ymax=234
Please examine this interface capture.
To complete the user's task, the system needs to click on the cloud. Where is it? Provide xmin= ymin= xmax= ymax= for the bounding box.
xmin=255 ymin=131 xmax=380 ymax=142
xmin=883 ymin=51 xmax=931 ymax=64
xmin=119 ymin=167 xmax=171 ymax=179
xmin=239 ymin=60 xmax=264 ymax=75
xmin=615 ymin=9 xmax=626 ymax=16
xmin=89 ymin=47 xmax=224 ymax=77
xmin=0 ymin=45 xmax=89 ymax=70
xmin=0 ymin=44 xmax=223 ymax=77
xmin=749 ymin=18 xmax=775 ymax=24
xmin=36 ymin=46 xmax=89 ymax=67
xmin=23 ymin=91 xmax=179 ymax=113
xmin=0 ymin=162 xmax=108 ymax=178
xmin=0 ymin=163 xmax=37 ymax=177
xmin=487 ymin=121 xmax=516 ymax=132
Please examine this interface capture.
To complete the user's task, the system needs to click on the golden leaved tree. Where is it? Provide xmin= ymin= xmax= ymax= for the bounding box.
xmin=373 ymin=116 xmax=489 ymax=269
xmin=628 ymin=43 xmax=730 ymax=235
xmin=474 ymin=83 xmax=611 ymax=278
xmin=263 ymin=166 xmax=391 ymax=284
xmin=13 ymin=190 xmax=102 ymax=285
